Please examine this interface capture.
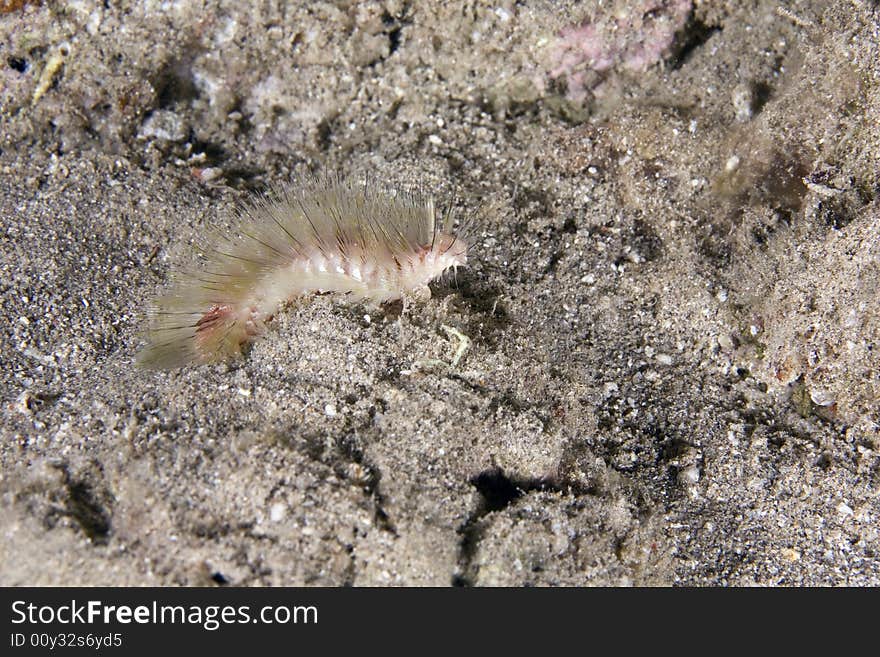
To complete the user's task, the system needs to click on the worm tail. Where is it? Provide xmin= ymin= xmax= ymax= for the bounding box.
xmin=137 ymin=297 xmax=257 ymax=369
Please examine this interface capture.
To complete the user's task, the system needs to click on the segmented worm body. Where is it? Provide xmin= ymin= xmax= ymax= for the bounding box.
xmin=138 ymin=179 xmax=468 ymax=368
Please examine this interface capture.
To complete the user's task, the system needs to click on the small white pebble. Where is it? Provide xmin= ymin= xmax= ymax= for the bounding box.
xmin=725 ymin=155 xmax=740 ymax=172
xmin=810 ymin=388 xmax=835 ymax=407
xmin=199 ymin=167 xmax=222 ymax=182
xmin=428 ymin=134 xmax=443 ymax=146
xmin=732 ymin=83 xmax=755 ymax=122
xmin=269 ymin=503 xmax=286 ymax=522
xmin=679 ymin=466 xmax=700 ymax=485
xmin=655 ymin=353 xmax=673 ymax=366
xmin=781 ymin=548 xmax=801 ymax=562
xmin=836 ymin=502 xmax=854 ymax=517
xmin=237 ymin=387 xmax=251 ymax=397
xmin=324 ymin=403 xmax=338 ymax=417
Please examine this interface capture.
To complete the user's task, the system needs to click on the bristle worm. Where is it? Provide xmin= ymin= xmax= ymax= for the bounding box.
xmin=138 ymin=177 xmax=469 ymax=369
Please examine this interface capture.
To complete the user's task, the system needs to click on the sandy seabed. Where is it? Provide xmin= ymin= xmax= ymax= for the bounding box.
xmin=1 ymin=1 xmax=879 ymax=585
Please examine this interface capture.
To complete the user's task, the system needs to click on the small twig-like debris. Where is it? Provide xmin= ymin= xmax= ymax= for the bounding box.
xmin=144 ymin=245 xmax=160 ymax=266
xmin=775 ymin=6 xmax=813 ymax=29
xmin=442 ymin=324 xmax=470 ymax=368
xmin=803 ymin=179 xmax=843 ymax=198
xmin=32 ymin=43 xmax=69 ymax=106
xmin=409 ymin=324 xmax=471 ymax=373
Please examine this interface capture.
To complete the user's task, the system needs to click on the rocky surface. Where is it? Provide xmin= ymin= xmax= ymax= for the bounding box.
xmin=1 ymin=0 xmax=878 ymax=585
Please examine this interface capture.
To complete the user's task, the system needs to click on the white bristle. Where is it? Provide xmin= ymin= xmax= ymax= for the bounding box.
xmin=137 ymin=177 xmax=469 ymax=369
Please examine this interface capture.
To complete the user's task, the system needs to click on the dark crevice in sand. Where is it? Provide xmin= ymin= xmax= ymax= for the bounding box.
xmin=453 ymin=466 xmax=558 ymax=586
